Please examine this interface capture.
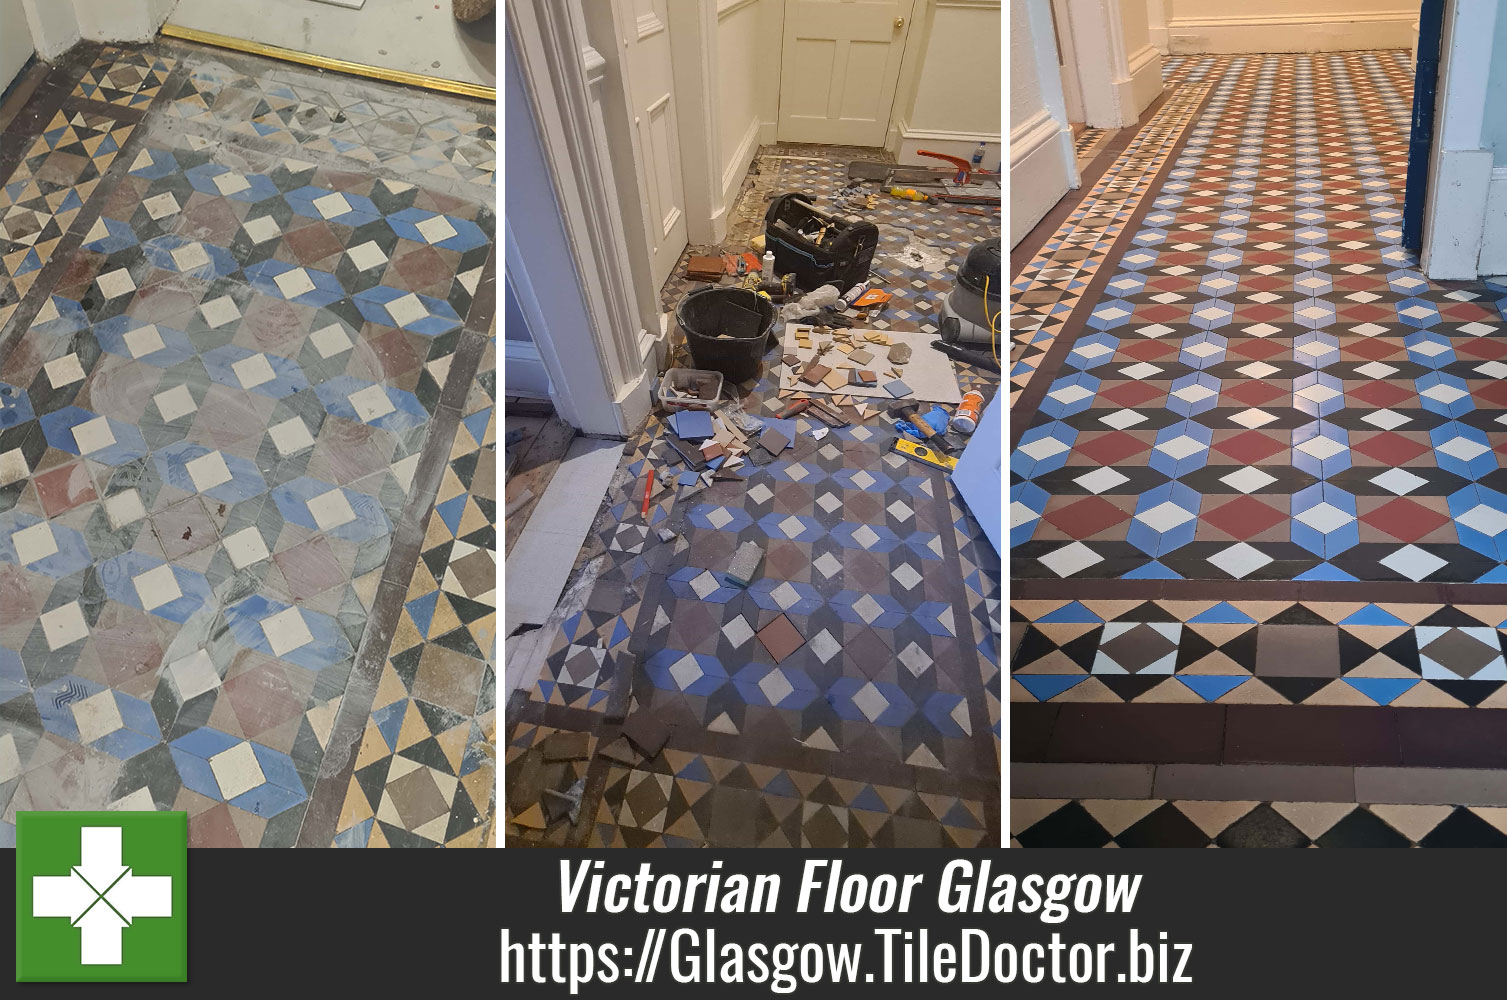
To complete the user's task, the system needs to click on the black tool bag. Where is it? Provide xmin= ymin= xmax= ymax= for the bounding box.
xmin=764 ymin=193 xmax=878 ymax=294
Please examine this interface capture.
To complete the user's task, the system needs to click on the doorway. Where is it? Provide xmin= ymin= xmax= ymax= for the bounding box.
xmin=776 ymin=0 xmax=914 ymax=146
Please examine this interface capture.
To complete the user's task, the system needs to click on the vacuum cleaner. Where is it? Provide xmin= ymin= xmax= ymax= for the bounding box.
xmin=929 ymin=236 xmax=1002 ymax=372
xmin=937 ymin=237 xmax=1001 ymax=347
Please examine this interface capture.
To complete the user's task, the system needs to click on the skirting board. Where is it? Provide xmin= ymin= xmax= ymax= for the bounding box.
xmin=1126 ymin=44 xmax=1162 ymax=118
xmin=894 ymin=120 xmax=1002 ymax=172
xmin=1168 ymin=12 xmax=1415 ymax=54
xmin=1010 ymin=109 xmax=1073 ymax=247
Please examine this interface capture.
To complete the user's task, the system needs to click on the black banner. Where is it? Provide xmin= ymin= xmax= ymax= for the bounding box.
xmin=2 ymin=849 xmax=1501 ymax=994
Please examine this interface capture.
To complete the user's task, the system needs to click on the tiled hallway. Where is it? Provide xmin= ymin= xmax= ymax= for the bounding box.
xmin=0 ymin=42 xmax=496 ymax=847
xmin=1011 ymin=52 xmax=1507 ymax=846
xmin=505 ymin=146 xmax=1002 ymax=848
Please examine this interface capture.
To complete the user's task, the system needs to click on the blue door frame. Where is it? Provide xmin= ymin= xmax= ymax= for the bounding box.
xmin=1403 ymin=0 xmax=1447 ymax=253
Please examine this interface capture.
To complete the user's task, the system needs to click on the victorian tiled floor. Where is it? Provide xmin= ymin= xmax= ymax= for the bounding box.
xmin=1012 ymin=52 xmax=1507 ymax=845
xmin=504 ymin=145 xmax=1002 ymax=848
xmin=0 ymin=41 xmax=495 ymax=847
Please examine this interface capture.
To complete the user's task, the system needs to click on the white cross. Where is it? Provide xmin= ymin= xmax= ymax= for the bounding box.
xmin=32 ymin=827 xmax=172 ymax=965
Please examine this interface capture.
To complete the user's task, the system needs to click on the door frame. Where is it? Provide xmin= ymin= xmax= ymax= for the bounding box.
xmin=505 ymin=0 xmax=660 ymax=435
xmin=1419 ymin=0 xmax=1500 ymax=280
xmin=1056 ymin=0 xmax=1162 ymax=130
xmin=1050 ymin=0 xmax=1086 ymax=124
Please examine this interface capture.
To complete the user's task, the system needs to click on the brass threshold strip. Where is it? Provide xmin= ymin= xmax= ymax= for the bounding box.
xmin=158 ymin=24 xmax=496 ymax=102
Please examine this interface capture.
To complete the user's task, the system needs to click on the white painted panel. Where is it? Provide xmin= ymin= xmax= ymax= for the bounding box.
xmin=778 ymin=0 xmax=914 ymax=146
xmin=617 ymin=0 xmax=687 ymax=290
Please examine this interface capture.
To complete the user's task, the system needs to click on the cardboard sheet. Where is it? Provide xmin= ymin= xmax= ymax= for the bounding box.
xmin=777 ymin=324 xmax=963 ymax=405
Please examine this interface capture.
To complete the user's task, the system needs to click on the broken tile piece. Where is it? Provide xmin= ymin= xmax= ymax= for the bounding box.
xmin=883 ymin=379 xmax=912 ymax=398
xmin=672 ymin=409 xmax=715 ymax=441
xmin=725 ymin=540 xmax=763 ymax=588
xmin=758 ymin=428 xmax=790 ymax=454
xmin=597 ymin=736 xmax=640 ymax=765
xmin=848 ymin=348 xmax=873 ymax=365
xmin=822 ymin=368 xmax=849 ymax=390
xmin=799 ymin=364 xmax=830 ymax=386
xmin=540 ymin=731 xmax=590 ymax=761
xmin=888 ymin=342 xmax=912 ymax=364
xmin=621 ymin=711 xmax=671 ymax=758
xmin=756 ymin=614 xmax=805 ymax=663
xmin=541 ymin=788 xmax=579 ymax=824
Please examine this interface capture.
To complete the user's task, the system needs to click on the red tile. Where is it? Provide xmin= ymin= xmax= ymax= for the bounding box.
xmin=1471 ymin=380 xmax=1507 ymax=408
xmin=1348 ymin=380 xmax=1413 ymax=407
xmin=1097 ymin=380 xmax=1164 ymax=408
xmin=1075 ymin=431 xmax=1150 ymax=466
xmin=1229 ymin=338 xmax=1285 ymax=360
xmin=34 ymin=462 xmax=96 ymax=517
xmin=1118 ymin=339 xmax=1175 ymax=362
xmin=1043 ymin=496 xmax=1131 ymax=538
xmin=1202 ymin=496 xmax=1287 ymax=540
xmin=1351 ymin=431 xmax=1429 ymax=465
xmin=1457 ymin=338 xmax=1507 ymax=360
xmin=1222 ymin=379 xmax=1286 ymax=406
xmin=1213 ymin=430 xmax=1286 ymax=464
xmin=1360 ymin=498 xmax=1450 ymax=542
xmin=1343 ymin=338 xmax=1403 ymax=361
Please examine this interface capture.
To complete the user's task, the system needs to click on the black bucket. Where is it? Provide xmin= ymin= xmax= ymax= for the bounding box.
xmin=675 ymin=286 xmax=776 ymax=383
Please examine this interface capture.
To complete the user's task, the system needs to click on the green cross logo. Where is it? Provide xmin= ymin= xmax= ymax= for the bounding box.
xmin=15 ymin=811 xmax=187 ymax=983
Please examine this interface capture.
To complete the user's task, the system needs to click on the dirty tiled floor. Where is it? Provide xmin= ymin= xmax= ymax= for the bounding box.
xmin=0 ymin=42 xmax=495 ymax=847
xmin=505 ymin=145 xmax=1003 ymax=847
xmin=1012 ymin=52 xmax=1507 ymax=846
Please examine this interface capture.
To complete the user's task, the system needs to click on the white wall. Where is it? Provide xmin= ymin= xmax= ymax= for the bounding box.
xmin=1167 ymin=0 xmax=1416 ymax=53
xmin=1422 ymin=1 xmax=1498 ymax=280
xmin=19 ymin=0 xmax=177 ymax=59
xmin=1010 ymin=0 xmax=1077 ymax=245
xmin=1483 ymin=6 xmax=1507 ymax=166
xmin=1474 ymin=3 xmax=1507 ymax=275
xmin=896 ymin=0 xmax=1002 ymax=170
xmin=2 ymin=2 xmax=35 ymax=93
xmin=715 ymin=0 xmax=774 ymax=213
xmin=168 ymin=0 xmax=495 ymax=88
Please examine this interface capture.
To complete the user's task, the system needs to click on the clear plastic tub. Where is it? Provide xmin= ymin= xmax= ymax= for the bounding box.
xmin=658 ymin=368 xmax=724 ymax=412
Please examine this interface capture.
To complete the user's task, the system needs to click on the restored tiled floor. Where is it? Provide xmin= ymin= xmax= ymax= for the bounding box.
xmin=1010 ymin=51 xmax=1507 ymax=845
xmin=0 ymin=42 xmax=495 ymax=847
xmin=505 ymin=146 xmax=1002 ymax=848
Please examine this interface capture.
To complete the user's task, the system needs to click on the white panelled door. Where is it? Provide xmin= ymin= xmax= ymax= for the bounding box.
xmin=777 ymin=0 xmax=914 ymax=146
xmin=618 ymin=0 xmax=689 ymax=290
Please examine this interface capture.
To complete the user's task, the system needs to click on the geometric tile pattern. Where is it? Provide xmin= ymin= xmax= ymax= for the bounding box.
xmin=0 ymin=110 xmax=134 ymax=332
xmin=1010 ymin=50 xmax=1507 ymax=846
xmin=165 ymin=58 xmax=495 ymax=194
xmin=331 ymin=343 xmax=496 ymax=848
xmin=74 ymin=47 xmax=176 ymax=108
xmin=1012 ymin=51 xmax=1507 ymax=584
xmin=0 ymin=41 xmax=494 ymax=847
xmin=506 ymin=145 xmax=1002 ymax=848
xmin=1010 ymin=77 xmax=1211 ymax=404
xmin=1012 ymin=599 xmax=1507 ymax=708
xmin=587 ymin=747 xmax=990 ymax=849
xmin=1012 ymin=798 xmax=1507 ymax=848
